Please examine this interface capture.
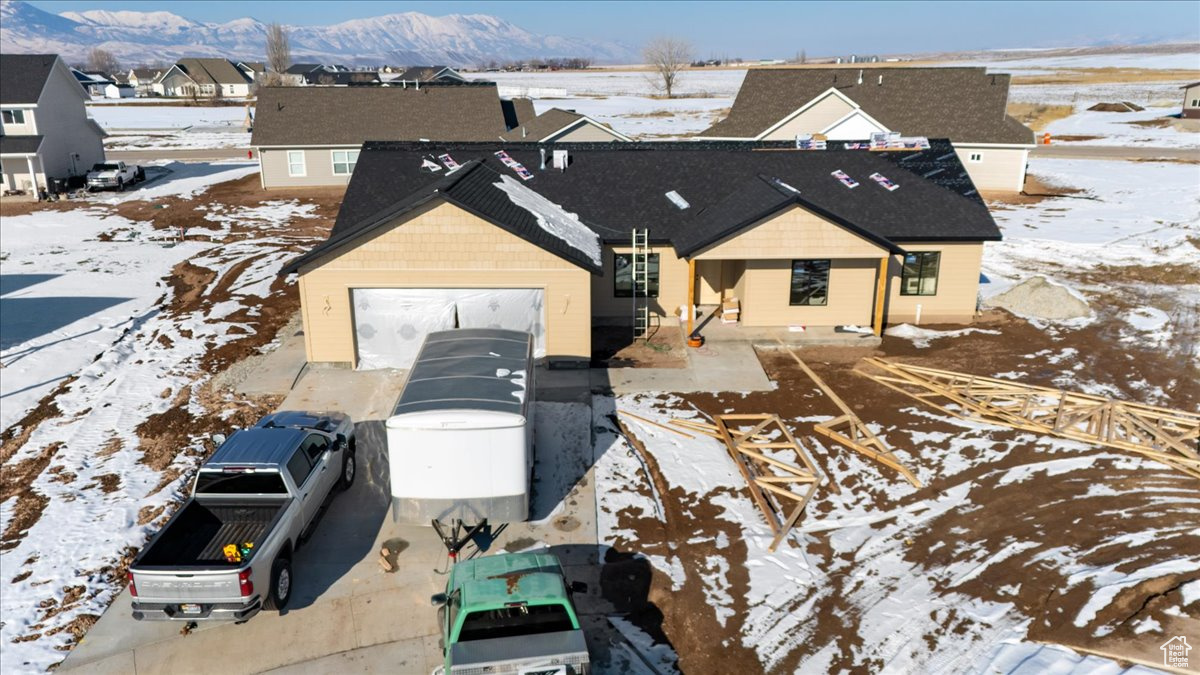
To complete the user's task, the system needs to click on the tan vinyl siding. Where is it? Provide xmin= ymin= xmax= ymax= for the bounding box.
xmin=739 ymin=259 xmax=877 ymax=326
xmin=955 ymin=145 xmax=1029 ymax=192
xmin=550 ymin=123 xmax=625 ymax=142
xmin=884 ymin=241 xmax=983 ymax=324
xmin=259 ymin=147 xmax=356 ymax=189
xmin=696 ymin=259 xmax=723 ymax=304
xmin=695 ymin=204 xmax=887 ymax=260
xmin=592 ymin=244 xmax=691 ymax=318
xmin=760 ymin=93 xmax=856 ymax=140
xmin=297 ymin=200 xmax=591 ymax=363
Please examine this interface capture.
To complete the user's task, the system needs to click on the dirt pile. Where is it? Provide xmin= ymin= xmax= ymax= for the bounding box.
xmin=1087 ymin=101 xmax=1145 ymax=112
xmin=986 ymin=276 xmax=1091 ymax=320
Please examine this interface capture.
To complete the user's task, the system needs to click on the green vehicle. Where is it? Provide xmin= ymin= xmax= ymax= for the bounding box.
xmin=432 ymin=552 xmax=590 ymax=674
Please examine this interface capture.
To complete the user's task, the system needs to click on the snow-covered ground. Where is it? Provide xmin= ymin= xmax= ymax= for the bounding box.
xmin=87 ymin=105 xmax=252 ymax=151
xmin=1045 ymin=105 xmax=1199 ymax=147
xmin=0 ymin=167 xmax=323 ymax=670
xmin=469 ymin=69 xmax=746 ymax=98
xmin=954 ymin=50 xmax=1200 ymax=72
xmin=1 ymin=162 xmax=257 ymax=431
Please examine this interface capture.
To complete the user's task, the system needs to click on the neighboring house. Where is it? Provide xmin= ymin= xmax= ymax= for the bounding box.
xmin=1183 ymin=81 xmax=1200 ymax=119
xmin=395 ymin=65 xmax=466 ymax=83
xmin=236 ymin=61 xmax=266 ymax=83
xmin=303 ymin=70 xmax=382 ymax=86
xmin=500 ymin=108 xmax=632 ymax=142
xmin=126 ymin=68 xmax=161 ymax=96
xmin=70 ymin=68 xmax=112 ymax=97
xmin=1 ymin=54 xmax=106 ymax=196
xmin=155 ymin=58 xmax=251 ymax=98
xmin=700 ymin=67 xmax=1035 ymax=191
xmin=250 ymin=83 xmax=523 ymax=189
xmin=103 ymin=83 xmax=136 ymax=99
xmin=280 ymin=139 xmax=999 ymax=368
xmin=282 ymin=63 xmax=323 ymax=86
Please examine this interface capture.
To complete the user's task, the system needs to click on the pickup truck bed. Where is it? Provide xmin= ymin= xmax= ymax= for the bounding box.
xmin=137 ymin=500 xmax=288 ymax=568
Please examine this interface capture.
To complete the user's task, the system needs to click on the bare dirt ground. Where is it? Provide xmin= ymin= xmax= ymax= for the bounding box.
xmin=592 ymin=323 xmax=688 ymax=368
xmin=603 ymin=307 xmax=1198 ymax=673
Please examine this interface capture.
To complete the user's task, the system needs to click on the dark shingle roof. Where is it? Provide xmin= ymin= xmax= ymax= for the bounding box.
xmin=250 ymin=85 xmax=510 ymax=147
xmin=0 ymin=136 xmax=45 ymax=154
xmin=501 ymin=97 xmax=536 ymax=130
xmin=303 ymin=71 xmax=381 ymax=86
xmin=1 ymin=54 xmax=58 ymax=104
xmin=284 ymin=140 xmax=998 ymax=275
xmin=177 ymin=58 xmax=247 ymax=86
xmin=285 ymin=63 xmax=322 ymax=75
xmin=397 ymin=66 xmax=462 ymax=82
xmin=701 ymin=67 xmax=1034 ymax=145
xmin=500 ymin=108 xmax=588 ymax=142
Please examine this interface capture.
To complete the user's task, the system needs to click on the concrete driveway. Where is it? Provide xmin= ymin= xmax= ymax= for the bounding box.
xmin=59 ymin=367 xmax=645 ymax=674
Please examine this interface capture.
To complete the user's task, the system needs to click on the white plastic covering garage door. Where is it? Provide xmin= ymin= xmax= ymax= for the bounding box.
xmin=351 ymin=289 xmax=545 ymax=369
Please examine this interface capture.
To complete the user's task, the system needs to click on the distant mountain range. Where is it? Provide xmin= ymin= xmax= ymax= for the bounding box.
xmin=0 ymin=0 xmax=636 ymax=67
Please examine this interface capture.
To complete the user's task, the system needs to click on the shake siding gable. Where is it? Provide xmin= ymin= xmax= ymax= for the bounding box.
xmin=694 ymin=205 xmax=888 ymax=260
xmin=296 ymin=200 xmax=592 ymax=364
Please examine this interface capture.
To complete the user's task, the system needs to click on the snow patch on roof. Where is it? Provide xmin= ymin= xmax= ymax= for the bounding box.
xmin=493 ymin=174 xmax=601 ymax=266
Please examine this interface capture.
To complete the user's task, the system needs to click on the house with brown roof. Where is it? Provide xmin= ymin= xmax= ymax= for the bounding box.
xmin=500 ymin=108 xmax=632 ymax=143
xmin=250 ymin=83 xmax=530 ymax=189
xmin=1 ymin=54 xmax=106 ymax=197
xmin=700 ymin=67 xmax=1034 ymax=192
xmin=394 ymin=65 xmax=466 ymax=83
xmin=155 ymin=58 xmax=251 ymax=98
xmin=125 ymin=68 xmax=162 ymax=96
xmin=280 ymin=140 xmax=999 ymax=368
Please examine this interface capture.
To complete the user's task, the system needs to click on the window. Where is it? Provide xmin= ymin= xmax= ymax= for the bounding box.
xmin=2 ymin=109 xmax=26 ymax=125
xmin=1192 ymin=98 xmax=1199 ymax=107
xmin=458 ymin=604 xmax=575 ymax=642
xmin=901 ymin=251 xmax=940 ymax=296
xmin=332 ymin=150 xmax=359 ymax=175
xmin=285 ymin=449 xmax=315 ymax=486
xmin=613 ymin=252 xmax=659 ymax=298
xmin=789 ymin=260 xmax=831 ymax=306
xmin=968 ymin=152 xmax=983 ymax=162
xmin=195 ymin=471 xmax=287 ymax=495
xmin=287 ymin=150 xmax=306 ymax=176
xmin=301 ymin=434 xmax=330 ymax=464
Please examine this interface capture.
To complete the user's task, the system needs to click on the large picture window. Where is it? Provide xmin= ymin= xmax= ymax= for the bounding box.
xmin=901 ymin=251 xmax=940 ymax=296
xmin=287 ymin=150 xmax=306 ymax=176
xmin=332 ymin=149 xmax=359 ymax=175
xmin=613 ymin=252 xmax=660 ymax=298
xmin=789 ymin=260 xmax=831 ymax=306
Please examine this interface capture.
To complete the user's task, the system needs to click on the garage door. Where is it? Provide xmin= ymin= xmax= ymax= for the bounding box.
xmin=351 ymin=289 xmax=545 ymax=369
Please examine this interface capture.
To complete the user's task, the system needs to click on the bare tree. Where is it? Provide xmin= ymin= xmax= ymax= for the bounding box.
xmin=87 ymin=47 xmax=120 ymax=76
xmin=643 ymin=37 xmax=692 ymax=99
xmin=265 ymin=22 xmax=291 ymax=86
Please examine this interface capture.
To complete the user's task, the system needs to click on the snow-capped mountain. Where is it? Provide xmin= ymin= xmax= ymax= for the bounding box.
xmin=0 ymin=0 xmax=635 ymax=66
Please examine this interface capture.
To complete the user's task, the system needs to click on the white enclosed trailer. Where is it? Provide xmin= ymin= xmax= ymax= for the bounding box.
xmin=386 ymin=329 xmax=535 ymax=524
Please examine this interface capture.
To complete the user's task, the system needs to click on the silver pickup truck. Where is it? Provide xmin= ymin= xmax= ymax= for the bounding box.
xmin=128 ymin=411 xmax=355 ymax=622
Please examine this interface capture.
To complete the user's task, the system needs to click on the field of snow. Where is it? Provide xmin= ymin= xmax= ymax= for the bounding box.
xmin=0 ymin=167 xmax=326 ymax=670
xmin=469 ymin=69 xmax=746 ymax=98
xmin=1045 ymin=105 xmax=1199 ymax=147
xmin=86 ymin=104 xmax=250 ymax=130
xmin=956 ymin=50 xmax=1200 ymax=72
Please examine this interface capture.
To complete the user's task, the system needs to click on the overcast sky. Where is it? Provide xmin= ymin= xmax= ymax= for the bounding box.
xmin=30 ymin=0 xmax=1200 ymax=57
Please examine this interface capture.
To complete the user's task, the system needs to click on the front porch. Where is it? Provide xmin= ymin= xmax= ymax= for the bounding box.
xmin=690 ymin=305 xmax=882 ymax=347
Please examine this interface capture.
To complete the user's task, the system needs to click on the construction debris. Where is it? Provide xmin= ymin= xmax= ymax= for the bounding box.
xmin=670 ymin=414 xmax=826 ymax=552
xmin=1087 ymin=101 xmax=1145 ymax=112
xmin=986 ymin=276 xmax=1091 ymax=321
xmin=775 ymin=342 xmax=923 ymax=487
xmin=856 ymin=358 xmax=1200 ymax=479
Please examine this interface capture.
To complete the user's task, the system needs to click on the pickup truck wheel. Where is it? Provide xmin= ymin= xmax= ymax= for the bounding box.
xmin=340 ymin=451 xmax=356 ymax=489
xmin=263 ymin=557 xmax=292 ymax=611
xmin=117 ymin=178 xmax=124 ymax=192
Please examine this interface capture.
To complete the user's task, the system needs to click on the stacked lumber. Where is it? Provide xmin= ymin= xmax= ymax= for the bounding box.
xmin=856 ymin=358 xmax=1200 ymax=480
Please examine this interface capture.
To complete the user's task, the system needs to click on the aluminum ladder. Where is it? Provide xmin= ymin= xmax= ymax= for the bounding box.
xmin=631 ymin=228 xmax=652 ymax=340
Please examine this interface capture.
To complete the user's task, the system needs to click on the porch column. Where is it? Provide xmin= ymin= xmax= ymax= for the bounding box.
xmin=25 ymin=155 xmax=39 ymax=196
xmin=873 ymin=256 xmax=888 ymax=336
xmin=686 ymin=258 xmax=696 ymax=337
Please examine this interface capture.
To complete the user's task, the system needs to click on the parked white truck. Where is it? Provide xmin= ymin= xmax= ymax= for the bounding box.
xmin=86 ymin=161 xmax=144 ymax=192
xmin=128 ymin=411 xmax=355 ymax=621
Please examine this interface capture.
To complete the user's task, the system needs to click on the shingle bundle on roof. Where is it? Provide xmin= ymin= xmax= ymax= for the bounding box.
xmin=284 ymin=140 xmax=999 ymax=275
xmin=702 ymin=67 xmax=1033 ymax=145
